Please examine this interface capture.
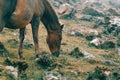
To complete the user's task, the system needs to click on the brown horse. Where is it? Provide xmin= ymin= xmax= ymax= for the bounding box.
xmin=0 ymin=0 xmax=63 ymax=58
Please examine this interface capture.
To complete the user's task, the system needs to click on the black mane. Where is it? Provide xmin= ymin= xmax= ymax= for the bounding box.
xmin=41 ymin=0 xmax=61 ymax=32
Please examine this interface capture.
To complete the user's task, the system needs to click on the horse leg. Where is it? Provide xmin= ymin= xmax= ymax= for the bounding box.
xmin=31 ymin=17 xmax=40 ymax=58
xmin=0 ymin=20 xmax=5 ymax=32
xmin=18 ymin=27 xmax=25 ymax=59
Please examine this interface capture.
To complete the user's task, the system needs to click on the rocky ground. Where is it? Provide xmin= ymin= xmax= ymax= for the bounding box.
xmin=0 ymin=0 xmax=120 ymax=80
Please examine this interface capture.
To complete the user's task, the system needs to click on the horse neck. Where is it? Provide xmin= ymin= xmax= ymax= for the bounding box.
xmin=41 ymin=0 xmax=61 ymax=33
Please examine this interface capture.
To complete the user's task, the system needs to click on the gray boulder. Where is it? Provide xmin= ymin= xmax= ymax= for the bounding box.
xmin=58 ymin=3 xmax=76 ymax=18
xmin=42 ymin=71 xmax=66 ymax=80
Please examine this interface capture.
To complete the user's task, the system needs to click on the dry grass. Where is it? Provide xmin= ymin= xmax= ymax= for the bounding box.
xmin=0 ymin=19 xmax=120 ymax=80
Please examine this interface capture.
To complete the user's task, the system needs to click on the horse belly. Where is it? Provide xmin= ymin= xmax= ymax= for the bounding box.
xmin=9 ymin=0 xmax=35 ymax=27
xmin=10 ymin=11 xmax=33 ymax=27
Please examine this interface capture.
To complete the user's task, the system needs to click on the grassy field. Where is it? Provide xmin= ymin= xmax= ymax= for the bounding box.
xmin=0 ymin=19 xmax=120 ymax=80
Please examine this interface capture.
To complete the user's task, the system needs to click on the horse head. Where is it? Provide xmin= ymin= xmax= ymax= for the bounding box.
xmin=46 ymin=25 xmax=63 ymax=57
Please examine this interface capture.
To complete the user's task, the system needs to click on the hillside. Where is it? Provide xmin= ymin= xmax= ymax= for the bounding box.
xmin=0 ymin=0 xmax=120 ymax=80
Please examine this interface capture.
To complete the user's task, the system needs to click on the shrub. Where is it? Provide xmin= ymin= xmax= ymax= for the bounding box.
xmin=69 ymin=47 xmax=84 ymax=58
xmin=36 ymin=52 xmax=57 ymax=70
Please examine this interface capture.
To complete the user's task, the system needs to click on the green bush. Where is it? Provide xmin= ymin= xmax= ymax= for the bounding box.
xmin=82 ymin=7 xmax=103 ymax=16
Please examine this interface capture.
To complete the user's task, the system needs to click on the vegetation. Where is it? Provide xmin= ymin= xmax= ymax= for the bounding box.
xmin=82 ymin=7 xmax=104 ymax=16
xmin=0 ymin=19 xmax=120 ymax=80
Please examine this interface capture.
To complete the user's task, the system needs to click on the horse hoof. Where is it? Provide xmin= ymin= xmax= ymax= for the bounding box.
xmin=52 ymin=52 xmax=60 ymax=57
xmin=35 ymin=54 xmax=39 ymax=58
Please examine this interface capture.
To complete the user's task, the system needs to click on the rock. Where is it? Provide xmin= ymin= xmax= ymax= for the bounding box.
xmin=58 ymin=3 xmax=76 ymax=18
xmin=93 ymin=17 xmax=104 ymax=26
xmin=4 ymin=57 xmax=28 ymax=76
xmin=70 ymin=70 xmax=80 ymax=76
xmin=103 ymin=16 xmax=120 ymax=35
xmin=69 ymin=30 xmax=76 ymax=36
xmin=80 ymin=15 xmax=93 ymax=21
xmin=116 ymin=48 xmax=120 ymax=55
xmin=58 ymin=3 xmax=71 ymax=15
xmin=69 ymin=47 xmax=96 ymax=59
xmin=109 ymin=17 xmax=120 ymax=28
xmin=68 ymin=30 xmax=83 ymax=37
xmin=13 ymin=33 xmax=19 ymax=36
xmin=89 ymin=37 xmax=116 ymax=49
xmin=0 ymin=64 xmax=16 ymax=80
xmin=74 ymin=13 xmax=82 ymax=19
xmin=52 ymin=1 xmax=61 ymax=8
xmin=90 ymin=38 xmax=101 ymax=46
xmin=5 ymin=66 xmax=18 ymax=78
xmin=82 ymin=51 xmax=96 ymax=59
xmin=68 ymin=26 xmax=99 ymax=37
xmin=86 ymin=66 xmax=120 ymax=80
xmin=42 ymin=71 xmax=66 ymax=80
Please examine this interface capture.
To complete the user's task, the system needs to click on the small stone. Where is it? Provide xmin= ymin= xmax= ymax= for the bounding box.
xmin=82 ymin=51 xmax=96 ymax=59
xmin=90 ymin=38 xmax=101 ymax=46
xmin=42 ymin=71 xmax=66 ymax=80
xmin=5 ymin=66 xmax=18 ymax=78
xmin=116 ymin=48 xmax=120 ymax=55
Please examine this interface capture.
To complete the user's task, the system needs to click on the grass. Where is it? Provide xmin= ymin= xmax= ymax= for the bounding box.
xmin=0 ymin=19 xmax=120 ymax=80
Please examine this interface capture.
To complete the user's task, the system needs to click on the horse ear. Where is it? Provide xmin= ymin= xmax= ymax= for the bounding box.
xmin=60 ymin=24 xmax=64 ymax=30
